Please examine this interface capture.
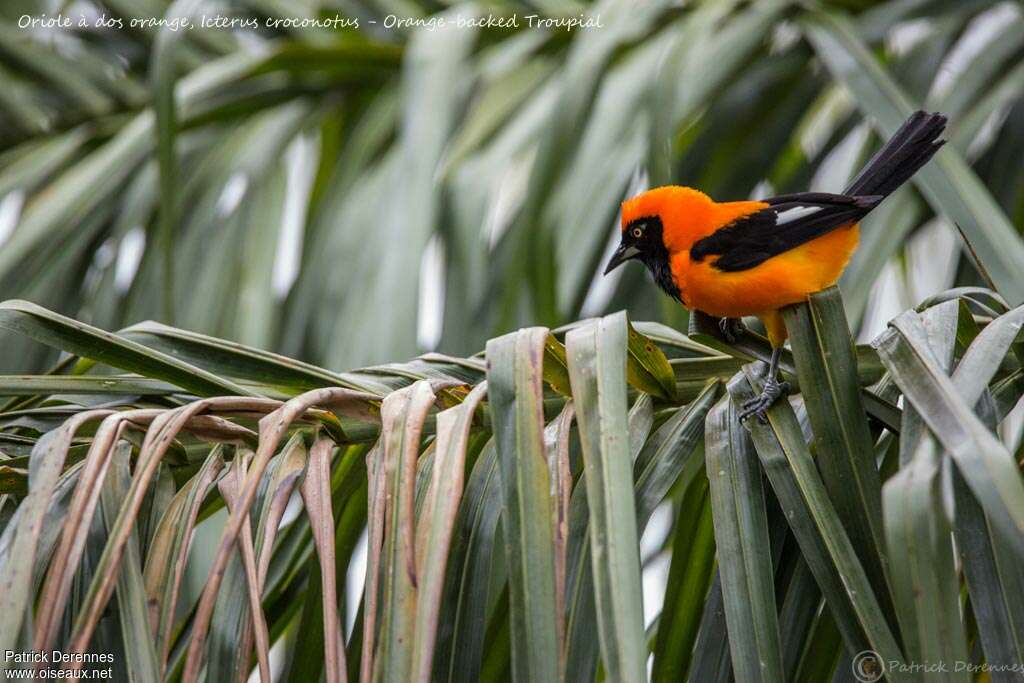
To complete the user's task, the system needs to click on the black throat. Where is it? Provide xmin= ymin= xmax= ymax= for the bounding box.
xmin=643 ymin=247 xmax=680 ymax=302
xmin=627 ymin=216 xmax=680 ymax=302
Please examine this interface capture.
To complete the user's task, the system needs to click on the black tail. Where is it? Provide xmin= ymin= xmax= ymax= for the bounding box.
xmin=844 ymin=111 xmax=947 ymax=197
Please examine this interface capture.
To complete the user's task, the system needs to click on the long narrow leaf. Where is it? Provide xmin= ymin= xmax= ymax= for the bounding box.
xmin=411 ymin=382 xmax=488 ymax=682
xmin=705 ymin=393 xmax=784 ymax=682
xmin=487 ymin=328 xmax=560 ymax=683
xmin=566 ymin=313 xmax=646 ymax=681
xmin=782 ymin=288 xmax=893 ymax=623
xmin=100 ymin=441 xmax=161 ymax=683
xmin=301 ymin=437 xmax=347 ymax=683
xmin=874 ymin=313 xmax=1024 ymax=558
xmin=651 ymin=473 xmax=715 ymax=682
xmin=732 ymin=372 xmax=907 ymax=676
xmin=374 ymin=381 xmax=437 ymax=680
xmin=0 ymin=300 xmax=252 ymax=397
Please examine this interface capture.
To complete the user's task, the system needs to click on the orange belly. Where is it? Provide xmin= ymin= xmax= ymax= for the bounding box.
xmin=673 ymin=223 xmax=860 ymax=343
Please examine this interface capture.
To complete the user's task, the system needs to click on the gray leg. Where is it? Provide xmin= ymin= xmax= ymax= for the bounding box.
xmin=739 ymin=347 xmax=791 ymax=424
xmin=718 ymin=317 xmax=746 ymax=344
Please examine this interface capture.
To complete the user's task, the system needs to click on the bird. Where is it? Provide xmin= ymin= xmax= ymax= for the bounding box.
xmin=603 ymin=110 xmax=947 ymax=422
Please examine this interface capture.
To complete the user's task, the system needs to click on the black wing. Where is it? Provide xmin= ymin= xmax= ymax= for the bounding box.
xmin=689 ymin=192 xmax=881 ymax=272
xmin=690 ymin=111 xmax=947 ymax=273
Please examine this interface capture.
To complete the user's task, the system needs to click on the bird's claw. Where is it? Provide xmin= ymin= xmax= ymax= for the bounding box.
xmin=739 ymin=378 xmax=791 ymax=424
xmin=718 ymin=317 xmax=746 ymax=344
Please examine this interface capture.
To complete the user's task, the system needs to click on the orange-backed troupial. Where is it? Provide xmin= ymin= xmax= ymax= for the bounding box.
xmin=604 ymin=110 xmax=947 ymax=422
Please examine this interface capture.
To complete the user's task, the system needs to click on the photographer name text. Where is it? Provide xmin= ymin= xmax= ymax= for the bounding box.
xmin=4 ymin=650 xmax=114 ymax=679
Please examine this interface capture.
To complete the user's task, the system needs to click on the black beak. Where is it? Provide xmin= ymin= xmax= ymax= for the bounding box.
xmin=603 ymin=242 xmax=639 ymax=275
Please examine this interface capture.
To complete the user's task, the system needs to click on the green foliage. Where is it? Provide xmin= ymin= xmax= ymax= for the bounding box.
xmin=0 ymin=0 xmax=1021 ymax=374
xmin=2 ymin=0 xmax=1024 ymax=680
xmin=0 ymin=287 xmax=1022 ymax=681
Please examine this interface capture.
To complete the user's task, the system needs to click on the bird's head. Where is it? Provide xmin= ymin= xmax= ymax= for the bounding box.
xmin=603 ymin=186 xmax=712 ymax=276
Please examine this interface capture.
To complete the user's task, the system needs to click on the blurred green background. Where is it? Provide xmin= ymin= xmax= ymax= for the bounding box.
xmin=0 ymin=0 xmax=1022 ymax=373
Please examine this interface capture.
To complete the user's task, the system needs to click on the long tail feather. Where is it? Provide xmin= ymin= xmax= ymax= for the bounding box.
xmin=844 ymin=111 xmax=947 ymax=197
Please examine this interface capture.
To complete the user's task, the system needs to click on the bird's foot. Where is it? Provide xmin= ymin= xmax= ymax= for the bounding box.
xmin=718 ymin=317 xmax=746 ymax=344
xmin=739 ymin=376 xmax=791 ymax=424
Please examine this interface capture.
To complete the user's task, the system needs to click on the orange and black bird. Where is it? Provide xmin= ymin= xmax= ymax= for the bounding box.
xmin=604 ymin=111 xmax=947 ymax=422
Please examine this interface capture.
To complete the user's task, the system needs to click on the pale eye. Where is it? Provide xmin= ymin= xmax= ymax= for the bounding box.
xmin=632 ymin=227 xmax=643 ymax=239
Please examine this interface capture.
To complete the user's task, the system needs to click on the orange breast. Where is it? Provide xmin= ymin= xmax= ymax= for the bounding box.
xmin=671 ymin=223 xmax=860 ymax=318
